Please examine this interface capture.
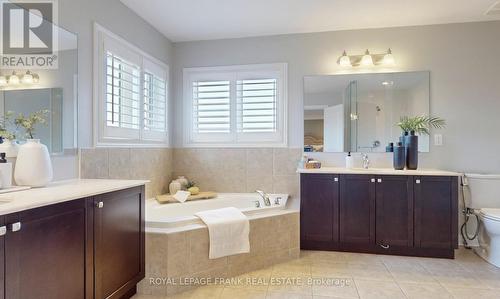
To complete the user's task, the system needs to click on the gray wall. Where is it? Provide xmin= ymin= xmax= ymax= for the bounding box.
xmin=172 ymin=21 xmax=500 ymax=173
xmin=59 ymin=0 xmax=174 ymax=148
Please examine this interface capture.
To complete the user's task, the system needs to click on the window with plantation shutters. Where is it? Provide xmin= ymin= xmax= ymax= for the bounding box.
xmin=193 ymin=80 xmax=231 ymax=134
xmin=184 ymin=63 xmax=287 ymax=147
xmin=95 ymin=24 xmax=169 ymax=146
xmin=237 ymin=79 xmax=277 ymax=133
xmin=106 ymin=51 xmax=141 ymax=130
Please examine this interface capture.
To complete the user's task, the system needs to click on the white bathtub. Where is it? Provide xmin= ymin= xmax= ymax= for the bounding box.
xmin=146 ymin=193 xmax=289 ymax=229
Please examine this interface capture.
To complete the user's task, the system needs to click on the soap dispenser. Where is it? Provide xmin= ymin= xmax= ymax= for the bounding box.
xmin=0 ymin=153 xmax=12 ymax=188
xmin=345 ymin=152 xmax=354 ymax=169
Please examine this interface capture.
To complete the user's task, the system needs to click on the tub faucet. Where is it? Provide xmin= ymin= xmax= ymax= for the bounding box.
xmin=256 ymin=190 xmax=271 ymax=206
xmin=361 ymin=153 xmax=370 ymax=169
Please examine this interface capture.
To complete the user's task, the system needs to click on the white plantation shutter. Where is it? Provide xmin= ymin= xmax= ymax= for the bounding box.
xmin=192 ymin=80 xmax=231 ymax=134
xmin=143 ymin=59 xmax=168 ymax=141
xmin=237 ymin=79 xmax=277 ymax=133
xmin=184 ymin=63 xmax=287 ymax=146
xmin=96 ymin=25 xmax=169 ymax=145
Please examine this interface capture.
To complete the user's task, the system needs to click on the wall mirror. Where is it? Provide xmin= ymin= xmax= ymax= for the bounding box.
xmin=303 ymin=71 xmax=430 ymax=153
xmin=0 ymin=25 xmax=77 ymax=155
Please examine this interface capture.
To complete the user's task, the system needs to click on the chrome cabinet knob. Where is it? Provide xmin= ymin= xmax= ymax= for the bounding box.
xmin=10 ymin=222 xmax=21 ymax=232
xmin=371 ymin=178 xmax=376 ymax=183
xmin=0 ymin=226 xmax=6 ymax=236
xmin=96 ymin=201 xmax=104 ymax=209
xmin=377 ymin=178 xmax=382 ymax=183
xmin=416 ymin=179 xmax=421 ymax=184
xmin=380 ymin=244 xmax=390 ymax=249
xmin=334 ymin=177 xmax=339 ymax=182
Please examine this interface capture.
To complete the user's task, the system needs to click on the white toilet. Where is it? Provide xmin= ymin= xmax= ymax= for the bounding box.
xmin=466 ymin=174 xmax=500 ymax=267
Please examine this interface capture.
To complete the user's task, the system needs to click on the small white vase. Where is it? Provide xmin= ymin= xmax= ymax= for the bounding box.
xmin=14 ymin=139 xmax=53 ymax=187
xmin=169 ymin=180 xmax=182 ymax=195
xmin=0 ymin=139 xmax=20 ymax=158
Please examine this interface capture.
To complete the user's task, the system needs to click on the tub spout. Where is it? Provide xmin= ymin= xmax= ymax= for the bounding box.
xmin=256 ymin=190 xmax=271 ymax=206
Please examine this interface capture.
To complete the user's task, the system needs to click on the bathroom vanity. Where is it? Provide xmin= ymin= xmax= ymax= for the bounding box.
xmin=299 ymin=168 xmax=460 ymax=258
xmin=0 ymin=179 xmax=146 ymax=299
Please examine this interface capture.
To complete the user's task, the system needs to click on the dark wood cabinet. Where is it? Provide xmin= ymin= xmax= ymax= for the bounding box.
xmin=340 ymin=175 xmax=375 ymax=245
xmin=300 ymin=174 xmax=339 ymax=249
xmin=0 ymin=185 xmax=145 ymax=299
xmin=300 ymin=173 xmax=458 ymax=258
xmin=376 ymin=175 xmax=413 ymax=248
xmin=414 ymin=176 xmax=458 ymax=250
xmin=93 ymin=187 xmax=145 ymax=299
xmin=5 ymin=200 xmax=87 ymax=299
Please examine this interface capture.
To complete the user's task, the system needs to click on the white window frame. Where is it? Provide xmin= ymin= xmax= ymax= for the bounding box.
xmin=93 ymin=23 xmax=169 ymax=147
xmin=183 ymin=63 xmax=288 ymax=148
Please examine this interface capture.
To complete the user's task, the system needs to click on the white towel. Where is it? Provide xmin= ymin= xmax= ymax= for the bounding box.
xmin=173 ymin=190 xmax=190 ymax=203
xmin=195 ymin=207 xmax=250 ymax=259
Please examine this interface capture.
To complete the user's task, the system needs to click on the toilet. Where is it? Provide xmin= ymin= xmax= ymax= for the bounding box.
xmin=466 ymin=174 xmax=500 ymax=267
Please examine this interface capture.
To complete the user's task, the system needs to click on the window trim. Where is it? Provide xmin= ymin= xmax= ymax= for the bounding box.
xmin=183 ymin=63 xmax=288 ymax=148
xmin=93 ymin=23 xmax=169 ymax=148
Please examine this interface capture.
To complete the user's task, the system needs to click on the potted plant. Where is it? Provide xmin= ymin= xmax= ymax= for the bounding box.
xmin=395 ymin=115 xmax=446 ymax=170
xmin=0 ymin=111 xmax=20 ymax=158
xmin=13 ymin=110 xmax=53 ymax=187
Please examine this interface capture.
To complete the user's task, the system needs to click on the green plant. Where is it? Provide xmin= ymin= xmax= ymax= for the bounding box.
xmin=0 ymin=111 xmax=16 ymax=140
xmin=186 ymin=180 xmax=196 ymax=189
xmin=14 ymin=109 xmax=50 ymax=139
xmin=396 ymin=115 xmax=446 ymax=135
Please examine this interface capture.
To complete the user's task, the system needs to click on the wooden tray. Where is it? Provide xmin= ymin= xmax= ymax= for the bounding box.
xmin=156 ymin=191 xmax=217 ymax=204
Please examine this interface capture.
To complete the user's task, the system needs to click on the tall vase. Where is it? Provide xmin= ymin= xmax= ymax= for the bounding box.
xmin=404 ymin=131 xmax=419 ymax=170
xmin=0 ymin=139 xmax=20 ymax=158
xmin=14 ymin=139 xmax=53 ymax=187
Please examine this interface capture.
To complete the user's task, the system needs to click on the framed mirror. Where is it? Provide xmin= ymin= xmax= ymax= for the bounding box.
xmin=304 ymin=71 xmax=430 ymax=153
xmin=0 ymin=26 xmax=77 ymax=155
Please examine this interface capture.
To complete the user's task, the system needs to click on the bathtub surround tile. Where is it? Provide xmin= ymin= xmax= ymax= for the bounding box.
xmin=80 ymin=147 xmax=172 ymax=198
xmin=272 ymin=148 xmax=301 ymax=176
xmin=139 ymin=212 xmax=300 ymax=297
xmin=172 ymin=147 xmax=302 ymax=199
xmin=80 ymin=148 xmax=109 ymax=179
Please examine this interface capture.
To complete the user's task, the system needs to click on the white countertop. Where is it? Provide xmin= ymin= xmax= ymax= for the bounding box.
xmin=0 ymin=179 xmax=148 ymax=216
xmin=297 ymin=167 xmax=462 ymax=176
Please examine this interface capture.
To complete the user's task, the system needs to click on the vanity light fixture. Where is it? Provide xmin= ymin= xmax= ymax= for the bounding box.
xmin=339 ymin=50 xmax=352 ymax=67
xmin=0 ymin=71 xmax=40 ymax=88
xmin=383 ymin=48 xmax=396 ymax=66
xmin=337 ymin=48 xmax=396 ymax=67
xmin=21 ymin=71 xmax=34 ymax=84
xmin=360 ymin=50 xmax=374 ymax=67
xmin=8 ymin=72 xmax=20 ymax=85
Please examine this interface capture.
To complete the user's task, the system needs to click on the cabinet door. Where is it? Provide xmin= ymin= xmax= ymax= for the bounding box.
xmin=376 ymin=176 xmax=414 ymax=248
xmin=414 ymin=176 xmax=458 ymax=249
xmin=5 ymin=200 xmax=87 ymax=299
xmin=340 ymin=175 xmax=375 ymax=244
xmin=300 ymin=174 xmax=339 ymax=244
xmin=93 ymin=186 xmax=145 ymax=299
xmin=0 ymin=216 xmax=5 ymax=299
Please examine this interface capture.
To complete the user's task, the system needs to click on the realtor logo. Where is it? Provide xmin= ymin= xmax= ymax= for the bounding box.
xmin=0 ymin=0 xmax=58 ymax=69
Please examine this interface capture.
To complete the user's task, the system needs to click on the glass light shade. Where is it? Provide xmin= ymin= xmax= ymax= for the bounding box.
xmin=33 ymin=74 xmax=40 ymax=83
xmin=339 ymin=51 xmax=352 ymax=67
xmin=8 ymin=73 xmax=19 ymax=85
xmin=0 ymin=76 xmax=6 ymax=86
xmin=22 ymin=72 xmax=34 ymax=84
xmin=361 ymin=50 xmax=374 ymax=66
xmin=383 ymin=49 xmax=396 ymax=65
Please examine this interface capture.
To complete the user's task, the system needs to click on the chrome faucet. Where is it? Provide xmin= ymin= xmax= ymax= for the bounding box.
xmin=361 ymin=153 xmax=370 ymax=169
xmin=256 ymin=190 xmax=271 ymax=206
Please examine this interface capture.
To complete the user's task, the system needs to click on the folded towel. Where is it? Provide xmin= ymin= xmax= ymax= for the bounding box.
xmin=173 ymin=190 xmax=191 ymax=203
xmin=195 ymin=207 xmax=250 ymax=259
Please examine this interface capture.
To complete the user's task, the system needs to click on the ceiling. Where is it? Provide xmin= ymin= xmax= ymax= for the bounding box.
xmin=120 ymin=0 xmax=500 ymax=42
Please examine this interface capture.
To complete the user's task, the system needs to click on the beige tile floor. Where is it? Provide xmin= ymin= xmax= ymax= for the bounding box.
xmin=133 ymin=248 xmax=500 ymax=299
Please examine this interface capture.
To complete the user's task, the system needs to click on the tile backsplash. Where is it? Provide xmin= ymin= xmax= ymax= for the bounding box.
xmin=79 ymin=147 xmax=302 ymax=199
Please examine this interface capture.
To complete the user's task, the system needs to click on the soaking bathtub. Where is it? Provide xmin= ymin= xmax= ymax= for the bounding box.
xmin=146 ymin=193 xmax=290 ymax=230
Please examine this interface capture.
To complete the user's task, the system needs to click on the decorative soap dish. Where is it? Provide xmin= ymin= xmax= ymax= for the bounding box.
xmin=0 ymin=186 xmax=31 ymax=194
